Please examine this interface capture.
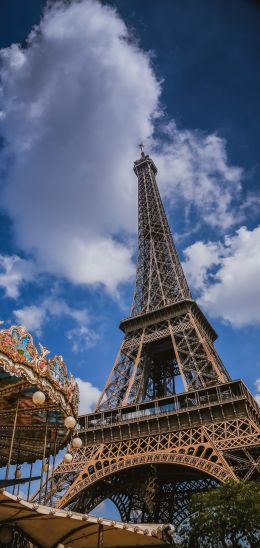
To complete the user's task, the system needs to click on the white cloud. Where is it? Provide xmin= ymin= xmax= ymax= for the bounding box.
xmin=153 ymin=125 xmax=244 ymax=230
xmin=255 ymin=379 xmax=260 ymax=392
xmin=0 ymin=0 xmax=157 ymax=293
xmin=254 ymin=379 xmax=260 ymax=406
xmin=66 ymin=325 xmax=100 ymax=352
xmin=43 ymin=297 xmax=88 ymax=325
xmin=0 ymin=254 xmax=34 ymax=298
xmin=14 ymin=304 xmax=45 ymax=332
xmin=182 ymin=240 xmax=222 ymax=291
xmin=14 ymin=296 xmax=89 ymax=335
xmin=75 ymin=377 xmax=101 ymax=414
xmin=183 ymin=225 xmax=260 ymax=327
xmin=0 ymin=0 xmax=247 ymax=297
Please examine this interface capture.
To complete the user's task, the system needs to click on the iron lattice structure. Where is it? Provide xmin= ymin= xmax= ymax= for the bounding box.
xmin=45 ymin=152 xmax=260 ymax=524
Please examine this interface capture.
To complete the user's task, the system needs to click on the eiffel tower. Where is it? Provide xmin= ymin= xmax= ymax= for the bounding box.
xmin=51 ymin=150 xmax=260 ymax=524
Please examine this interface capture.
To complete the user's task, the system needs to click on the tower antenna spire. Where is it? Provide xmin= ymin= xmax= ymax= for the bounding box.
xmin=138 ymin=143 xmax=145 ymax=157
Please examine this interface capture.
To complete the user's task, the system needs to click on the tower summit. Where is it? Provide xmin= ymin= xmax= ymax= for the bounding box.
xmin=43 ymin=152 xmax=260 ymax=525
xmin=132 ymin=150 xmax=191 ymax=314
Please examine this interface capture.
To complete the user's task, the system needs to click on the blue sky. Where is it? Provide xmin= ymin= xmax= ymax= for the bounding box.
xmin=0 ymin=0 xmax=260 ymax=418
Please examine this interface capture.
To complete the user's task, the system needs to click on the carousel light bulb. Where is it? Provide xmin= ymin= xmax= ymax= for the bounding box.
xmin=64 ymin=453 xmax=73 ymax=463
xmin=64 ymin=416 xmax=76 ymax=429
xmin=72 ymin=437 xmax=82 ymax=449
xmin=43 ymin=460 xmax=49 ymax=473
xmin=15 ymin=467 xmax=21 ymax=479
xmin=32 ymin=390 xmax=46 ymax=405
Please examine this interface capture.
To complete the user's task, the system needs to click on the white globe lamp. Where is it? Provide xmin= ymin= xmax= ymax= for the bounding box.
xmin=15 ymin=467 xmax=21 ymax=479
xmin=72 ymin=437 xmax=82 ymax=449
xmin=64 ymin=416 xmax=76 ymax=429
xmin=64 ymin=453 xmax=73 ymax=464
xmin=32 ymin=390 xmax=46 ymax=405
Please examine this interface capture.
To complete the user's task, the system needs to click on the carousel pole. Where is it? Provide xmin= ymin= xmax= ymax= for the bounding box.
xmin=43 ymin=457 xmax=50 ymax=504
xmin=16 ymin=469 xmax=21 ymax=497
xmin=98 ymin=524 xmax=103 ymax=548
xmin=13 ymin=447 xmax=21 ymax=495
xmin=39 ymin=410 xmax=49 ymax=501
xmin=49 ymin=428 xmax=58 ymax=506
xmin=5 ymin=392 xmax=19 ymax=480
xmin=15 ymin=447 xmax=21 ymax=496
xmin=27 ymin=461 xmax=33 ymax=501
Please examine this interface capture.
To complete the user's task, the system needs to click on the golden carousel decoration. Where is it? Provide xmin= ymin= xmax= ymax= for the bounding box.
xmin=0 ymin=323 xmax=79 ymax=504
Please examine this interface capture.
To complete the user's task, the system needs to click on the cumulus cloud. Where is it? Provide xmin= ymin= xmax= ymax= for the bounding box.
xmin=255 ymin=379 xmax=260 ymax=406
xmin=182 ymin=240 xmax=222 ymax=291
xmin=0 ymin=254 xmax=34 ymax=298
xmin=0 ymin=0 xmax=158 ymax=293
xmin=66 ymin=325 xmax=100 ymax=352
xmin=14 ymin=305 xmax=45 ymax=333
xmin=183 ymin=225 xmax=260 ymax=327
xmin=0 ymin=0 xmax=247 ymax=297
xmin=75 ymin=377 xmax=101 ymax=414
xmin=153 ymin=124 xmax=244 ymax=230
xmin=14 ymin=296 xmax=89 ymax=335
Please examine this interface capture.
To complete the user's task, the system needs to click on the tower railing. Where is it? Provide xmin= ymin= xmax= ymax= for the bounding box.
xmin=78 ymin=379 xmax=258 ymax=432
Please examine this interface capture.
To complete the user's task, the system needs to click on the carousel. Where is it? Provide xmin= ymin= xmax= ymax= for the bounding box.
xmin=0 ymin=324 xmax=170 ymax=547
xmin=0 ymin=323 xmax=79 ymax=508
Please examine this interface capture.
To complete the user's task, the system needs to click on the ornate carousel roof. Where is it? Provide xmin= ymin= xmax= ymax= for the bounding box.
xmin=0 ymin=324 xmax=79 ymax=466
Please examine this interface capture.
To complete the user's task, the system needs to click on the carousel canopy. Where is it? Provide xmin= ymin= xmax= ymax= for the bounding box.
xmin=0 ymin=490 xmax=169 ymax=547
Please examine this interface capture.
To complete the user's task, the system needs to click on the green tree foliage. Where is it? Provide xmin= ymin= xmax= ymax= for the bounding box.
xmin=177 ymin=480 xmax=260 ymax=547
